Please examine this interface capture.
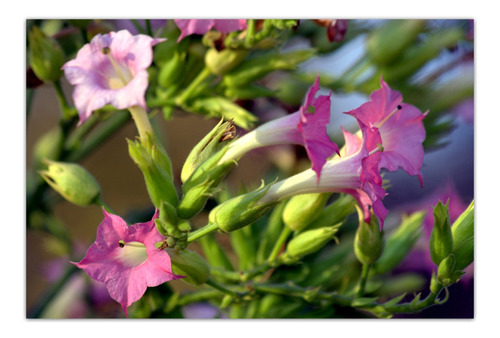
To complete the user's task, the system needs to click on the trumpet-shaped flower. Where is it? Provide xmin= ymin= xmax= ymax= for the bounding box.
xmin=220 ymin=76 xmax=339 ymax=180
xmin=259 ymin=121 xmax=388 ymax=228
xmin=63 ymin=30 xmax=165 ymax=125
xmin=71 ymin=208 xmax=183 ymax=317
xmin=345 ymin=77 xmax=426 ymax=186
xmin=174 ymin=19 xmax=247 ymax=42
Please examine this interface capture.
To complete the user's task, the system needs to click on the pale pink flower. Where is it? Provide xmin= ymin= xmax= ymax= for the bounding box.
xmin=63 ymin=30 xmax=165 ymax=125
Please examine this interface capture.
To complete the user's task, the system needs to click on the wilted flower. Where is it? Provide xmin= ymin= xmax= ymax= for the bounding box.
xmin=63 ymin=30 xmax=165 ymax=125
xmin=72 ymin=209 xmax=183 ymax=316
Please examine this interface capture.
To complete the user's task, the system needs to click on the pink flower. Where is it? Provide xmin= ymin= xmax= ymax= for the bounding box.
xmin=221 ymin=76 xmax=339 ymax=180
xmin=71 ymin=208 xmax=183 ymax=317
xmin=345 ymin=77 xmax=427 ymax=186
xmin=174 ymin=19 xmax=247 ymax=42
xmin=259 ymin=121 xmax=388 ymax=228
xmin=63 ymin=30 xmax=165 ymax=125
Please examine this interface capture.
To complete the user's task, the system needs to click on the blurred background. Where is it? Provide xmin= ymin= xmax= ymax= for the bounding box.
xmin=26 ymin=19 xmax=473 ymax=318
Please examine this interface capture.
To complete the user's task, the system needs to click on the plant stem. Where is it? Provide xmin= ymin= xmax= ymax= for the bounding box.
xmin=187 ymin=223 xmax=219 ymax=243
xmin=206 ymin=279 xmax=238 ymax=297
xmin=356 ymin=263 xmax=372 ymax=298
xmin=128 ymin=105 xmax=154 ymax=141
xmin=176 ymin=66 xmax=212 ymax=105
xmin=267 ymin=226 xmax=292 ymax=263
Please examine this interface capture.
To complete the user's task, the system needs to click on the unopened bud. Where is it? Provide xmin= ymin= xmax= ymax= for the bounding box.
xmin=209 ymin=184 xmax=277 ymax=232
xmin=33 ymin=127 xmax=63 ymax=169
xmin=205 ymin=48 xmax=249 ymax=75
xmin=280 ymin=224 xmax=340 ymax=264
xmin=39 ymin=160 xmax=100 ymax=206
xmin=354 ymin=207 xmax=384 ymax=265
xmin=451 ymin=200 xmax=474 ymax=270
xmin=437 ymin=254 xmax=457 ymax=285
xmin=181 ymin=119 xmax=236 ymax=183
xmin=429 ymin=201 xmax=453 ymax=266
xmin=282 ymin=193 xmax=329 ymax=231
xmin=127 ymin=139 xmax=178 ymax=207
xmin=28 ymin=26 xmax=64 ymax=82
xmin=166 ymin=248 xmax=210 ymax=285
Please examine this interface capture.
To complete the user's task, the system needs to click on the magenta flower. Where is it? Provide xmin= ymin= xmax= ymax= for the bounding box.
xmin=345 ymin=77 xmax=426 ymax=186
xmin=63 ymin=30 xmax=165 ymax=125
xmin=174 ymin=19 xmax=247 ymax=42
xmin=221 ymin=75 xmax=339 ymax=180
xmin=259 ymin=121 xmax=388 ymax=228
xmin=71 ymin=208 xmax=183 ymax=317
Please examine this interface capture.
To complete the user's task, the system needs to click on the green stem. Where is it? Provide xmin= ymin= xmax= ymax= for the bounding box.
xmin=176 ymin=66 xmax=212 ymax=105
xmin=267 ymin=226 xmax=292 ymax=263
xmin=187 ymin=223 xmax=219 ymax=243
xmin=128 ymin=105 xmax=153 ymax=141
xmin=27 ymin=264 xmax=80 ymax=318
xmin=206 ymin=278 xmax=238 ymax=297
xmin=244 ymin=19 xmax=256 ymax=48
xmin=53 ymin=79 xmax=75 ymax=120
xmin=356 ymin=264 xmax=372 ymax=298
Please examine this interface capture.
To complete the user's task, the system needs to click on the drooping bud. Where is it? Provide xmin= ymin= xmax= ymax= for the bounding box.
xmin=373 ymin=211 xmax=424 ymax=275
xmin=208 ymin=183 xmax=278 ymax=232
xmin=451 ymin=200 xmax=474 ymax=270
xmin=282 ymin=193 xmax=330 ymax=231
xmin=39 ymin=160 xmax=100 ymax=206
xmin=353 ymin=206 xmax=384 ymax=265
xmin=166 ymin=248 xmax=210 ymax=285
xmin=205 ymin=48 xmax=249 ymax=75
xmin=429 ymin=201 xmax=453 ymax=266
xmin=280 ymin=224 xmax=341 ymax=264
xmin=28 ymin=26 xmax=65 ymax=82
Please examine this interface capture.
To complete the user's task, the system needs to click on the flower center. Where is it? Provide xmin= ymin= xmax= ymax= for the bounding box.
xmin=117 ymin=241 xmax=148 ymax=268
xmin=102 ymin=47 xmax=133 ymax=89
xmin=376 ymin=105 xmax=402 ymax=128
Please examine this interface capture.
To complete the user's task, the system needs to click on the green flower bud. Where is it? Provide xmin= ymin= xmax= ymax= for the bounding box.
xmin=28 ymin=26 xmax=64 ymax=82
xmin=178 ymin=181 xmax=214 ymax=219
xmin=437 ymin=254 xmax=457 ymax=286
xmin=223 ymin=49 xmax=315 ymax=88
xmin=205 ymin=48 xmax=249 ymax=75
xmin=373 ymin=211 xmax=424 ymax=275
xmin=282 ymin=193 xmax=329 ymax=232
xmin=166 ymin=248 xmax=210 ymax=285
xmin=208 ymin=184 xmax=277 ymax=232
xmin=181 ymin=119 xmax=235 ymax=183
xmin=39 ymin=160 xmax=100 ymax=206
xmin=429 ymin=201 xmax=453 ymax=266
xmin=127 ymin=138 xmax=178 ymax=207
xmin=306 ymin=194 xmax=356 ymax=230
xmin=354 ymin=207 xmax=384 ymax=265
xmin=191 ymin=96 xmax=257 ymax=130
xmin=367 ymin=20 xmax=426 ymax=65
xmin=451 ymin=200 xmax=474 ymax=270
xmin=280 ymin=224 xmax=341 ymax=264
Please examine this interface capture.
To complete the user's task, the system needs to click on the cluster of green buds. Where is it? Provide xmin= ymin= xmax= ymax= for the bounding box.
xmin=429 ymin=201 xmax=474 ymax=290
